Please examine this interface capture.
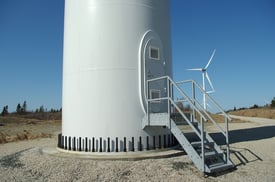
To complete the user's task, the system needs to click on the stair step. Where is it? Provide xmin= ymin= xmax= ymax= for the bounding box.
xmin=201 ymin=151 xmax=223 ymax=159
xmin=208 ymin=162 xmax=234 ymax=173
xmin=209 ymin=161 xmax=227 ymax=168
xmin=191 ymin=141 xmax=214 ymax=147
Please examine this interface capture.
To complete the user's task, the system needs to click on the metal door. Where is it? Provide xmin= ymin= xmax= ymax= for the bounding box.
xmin=140 ymin=31 xmax=167 ymax=113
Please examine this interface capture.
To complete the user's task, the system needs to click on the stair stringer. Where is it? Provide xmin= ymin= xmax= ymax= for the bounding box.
xmin=169 ymin=119 xmax=209 ymax=172
xmin=142 ymin=112 xmax=211 ymax=172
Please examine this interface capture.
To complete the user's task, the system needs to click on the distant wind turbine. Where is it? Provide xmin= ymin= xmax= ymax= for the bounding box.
xmin=187 ymin=49 xmax=216 ymax=110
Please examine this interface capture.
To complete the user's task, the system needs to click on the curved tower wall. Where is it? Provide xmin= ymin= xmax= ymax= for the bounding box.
xmin=61 ymin=0 xmax=173 ymax=152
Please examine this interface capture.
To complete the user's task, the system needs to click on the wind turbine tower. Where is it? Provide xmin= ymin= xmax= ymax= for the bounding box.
xmin=188 ymin=49 xmax=216 ymax=110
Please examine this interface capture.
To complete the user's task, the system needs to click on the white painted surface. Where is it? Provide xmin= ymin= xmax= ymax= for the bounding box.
xmin=62 ymin=0 xmax=172 ymax=150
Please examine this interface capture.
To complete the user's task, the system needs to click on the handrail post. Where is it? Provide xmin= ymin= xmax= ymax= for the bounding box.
xmin=147 ymin=80 xmax=150 ymax=126
xmin=170 ymin=78 xmax=173 ymax=116
xmin=192 ymin=80 xmax=195 ymax=123
xmin=167 ymin=78 xmax=171 ymax=128
xmin=201 ymin=116 xmax=205 ymax=172
xmin=226 ymin=117 xmax=230 ymax=162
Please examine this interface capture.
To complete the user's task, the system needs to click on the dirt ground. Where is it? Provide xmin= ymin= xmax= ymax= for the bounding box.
xmin=0 ymin=112 xmax=275 ymax=181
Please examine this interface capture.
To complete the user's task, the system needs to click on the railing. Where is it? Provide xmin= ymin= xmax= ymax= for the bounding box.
xmin=176 ymin=79 xmax=231 ymax=162
xmin=146 ymin=76 xmax=230 ymax=164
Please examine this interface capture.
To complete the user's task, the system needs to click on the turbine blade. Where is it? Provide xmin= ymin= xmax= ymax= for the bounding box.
xmin=206 ymin=90 xmax=215 ymax=94
xmin=204 ymin=49 xmax=216 ymax=69
xmin=205 ymin=72 xmax=215 ymax=91
xmin=187 ymin=68 xmax=203 ymax=71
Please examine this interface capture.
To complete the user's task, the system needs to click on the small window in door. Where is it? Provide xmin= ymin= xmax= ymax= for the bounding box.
xmin=150 ymin=89 xmax=161 ymax=102
xmin=149 ymin=47 xmax=160 ymax=60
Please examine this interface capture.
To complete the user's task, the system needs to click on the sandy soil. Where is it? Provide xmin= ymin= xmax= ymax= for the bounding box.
xmin=0 ymin=117 xmax=275 ymax=181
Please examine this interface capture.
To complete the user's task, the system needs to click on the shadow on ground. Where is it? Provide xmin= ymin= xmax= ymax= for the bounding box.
xmin=229 ymin=147 xmax=263 ymax=167
xmin=210 ymin=126 xmax=275 ymax=145
xmin=208 ymin=126 xmax=273 ymax=171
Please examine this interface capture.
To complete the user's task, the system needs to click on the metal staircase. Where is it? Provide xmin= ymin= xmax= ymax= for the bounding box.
xmin=143 ymin=76 xmax=234 ymax=174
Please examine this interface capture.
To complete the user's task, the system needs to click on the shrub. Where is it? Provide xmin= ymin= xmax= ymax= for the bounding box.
xmin=271 ymin=97 xmax=275 ymax=108
xmin=1 ymin=105 xmax=9 ymax=116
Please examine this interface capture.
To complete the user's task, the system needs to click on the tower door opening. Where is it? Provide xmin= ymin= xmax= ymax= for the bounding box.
xmin=140 ymin=31 xmax=167 ymax=113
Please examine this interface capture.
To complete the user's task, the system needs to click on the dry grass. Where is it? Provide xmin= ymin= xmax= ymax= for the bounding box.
xmin=0 ymin=107 xmax=274 ymax=144
xmin=209 ymin=113 xmax=244 ymax=123
xmin=229 ymin=107 xmax=275 ymax=119
xmin=0 ymin=113 xmax=61 ymax=144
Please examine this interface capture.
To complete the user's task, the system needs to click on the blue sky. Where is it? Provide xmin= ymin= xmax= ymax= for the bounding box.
xmin=0 ymin=0 xmax=274 ymax=112
xmin=171 ymin=0 xmax=275 ymax=110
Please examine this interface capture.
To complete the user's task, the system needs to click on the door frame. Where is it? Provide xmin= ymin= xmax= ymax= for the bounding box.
xmin=139 ymin=30 xmax=166 ymax=113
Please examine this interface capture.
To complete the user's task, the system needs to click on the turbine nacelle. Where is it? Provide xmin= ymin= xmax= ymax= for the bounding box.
xmin=187 ymin=49 xmax=216 ymax=93
xmin=187 ymin=49 xmax=216 ymax=110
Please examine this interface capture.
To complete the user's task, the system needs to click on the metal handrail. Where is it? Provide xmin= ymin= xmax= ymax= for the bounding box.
xmin=176 ymin=79 xmax=230 ymax=141
xmin=147 ymin=76 xmax=207 ymax=140
xmin=190 ymin=96 xmax=227 ymax=136
xmin=177 ymin=80 xmax=231 ymax=120
xmin=147 ymin=95 xmax=204 ymax=140
xmin=146 ymin=76 xmax=230 ymax=163
xmin=147 ymin=76 xmax=208 ymax=122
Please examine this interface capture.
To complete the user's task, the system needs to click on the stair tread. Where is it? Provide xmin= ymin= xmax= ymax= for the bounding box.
xmin=201 ymin=151 xmax=223 ymax=158
xmin=191 ymin=141 xmax=214 ymax=147
xmin=208 ymin=162 xmax=234 ymax=173
xmin=208 ymin=162 xmax=227 ymax=168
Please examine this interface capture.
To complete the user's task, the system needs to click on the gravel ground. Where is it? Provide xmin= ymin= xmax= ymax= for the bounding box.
xmin=0 ymin=118 xmax=275 ymax=181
